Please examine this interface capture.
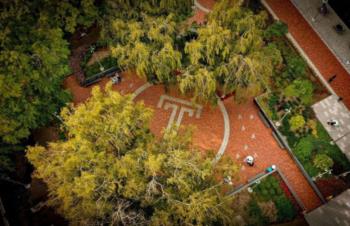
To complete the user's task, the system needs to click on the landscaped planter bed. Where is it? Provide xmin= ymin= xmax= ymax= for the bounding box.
xmin=256 ymin=93 xmax=350 ymax=200
xmin=231 ymin=172 xmax=301 ymax=226
xmin=250 ymin=0 xmax=350 ymax=200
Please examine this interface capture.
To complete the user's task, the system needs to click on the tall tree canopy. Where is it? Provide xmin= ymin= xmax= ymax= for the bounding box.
xmin=0 ymin=0 xmax=99 ymax=144
xmin=27 ymin=84 xmax=238 ymax=225
xmin=179 ymin=0 xmax=282 ymax=102
xmin=110 ymin=15 xmax=182 ymax=84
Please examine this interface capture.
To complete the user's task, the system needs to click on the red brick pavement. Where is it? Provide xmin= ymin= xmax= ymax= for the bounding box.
xmin=265 ymin=0 xmax=350 ymax=108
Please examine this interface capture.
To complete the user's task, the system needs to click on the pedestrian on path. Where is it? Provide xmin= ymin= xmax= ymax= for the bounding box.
xmin=328 ymin=74 xmax=337 ymax=83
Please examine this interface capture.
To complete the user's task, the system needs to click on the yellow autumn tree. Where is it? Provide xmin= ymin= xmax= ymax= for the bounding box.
xmin=110 ymin=14 xmax=182 ymax=85
xmin=181 ymin=0 xmax=282 ymax=103
xmin=27 ymin=83 xmax=239 ymax=225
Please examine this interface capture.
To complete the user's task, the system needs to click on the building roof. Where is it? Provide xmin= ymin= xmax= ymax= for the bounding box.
xmin=305 ymin=189 xmax=350 ymax=226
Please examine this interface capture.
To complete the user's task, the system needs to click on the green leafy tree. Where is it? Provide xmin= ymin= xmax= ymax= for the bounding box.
xmin=181 ymin=0 xmax=282 ymax=102
xmin=0 ymin=26 xmax=71 ymax=144
xmin=264 ymin=21 xmax=288 ymax=40
xmin=110 ymin=15 xmax=182 ymax=84
xmin=284 ymin=79 xmax=314 ymax=105
xmin=27 ymin=83 xmax=239 ymax=225
xmin=0 ymin=0 xmax=99 ymax=143
xmin=313 ymin=154 xmax=334 ymax=171
xmin=289 ymin=115 xmax=305 ymax=132
xmin=294 ymin=136 xmax=313 ymax=162
xmin=179 ymin=68 xmax=217 ymax=104
xmin=101 ymin=0 xmax=193 ymax=21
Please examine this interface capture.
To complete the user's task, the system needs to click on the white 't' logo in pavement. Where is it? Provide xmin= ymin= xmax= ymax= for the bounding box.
xmin=157 ymin=95 xmax=202 ymax=129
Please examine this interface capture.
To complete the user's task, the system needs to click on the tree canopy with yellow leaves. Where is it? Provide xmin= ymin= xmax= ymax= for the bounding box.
xmin=27 ymin=84 xmax=238 ymax=225
xmin=179 ymin=0 xmax=282 ymax=103
xmin=110 ymin=14 xmax=182 ymax=85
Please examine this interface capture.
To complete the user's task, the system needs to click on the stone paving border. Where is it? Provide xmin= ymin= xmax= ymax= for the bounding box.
xmin=194 ymin=0 xmax=211 ymax=13
xmin=132 ymin=83 xmax=230 ymax=161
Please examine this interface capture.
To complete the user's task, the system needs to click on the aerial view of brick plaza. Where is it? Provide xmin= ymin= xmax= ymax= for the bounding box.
xmin=0 ymin=0 xmax=349 ymax=225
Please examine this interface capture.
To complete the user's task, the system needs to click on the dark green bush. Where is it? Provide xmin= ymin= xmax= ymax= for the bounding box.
xmin=283 ymin=55 xmax=307 ymax=81
xmin=294 ymin=136 xmax=313 ymax=162
xmin=255 ymin=176 xmax=282 ymax=201
xmin=264 ymin=21 xmax=288 ymax=39
xmin=274 ymin=196 xmax=296 ymax=222
xmin=247 ymin=199 xmax=269 ymax=226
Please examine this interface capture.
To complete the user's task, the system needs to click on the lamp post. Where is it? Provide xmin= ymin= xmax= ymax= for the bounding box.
xmin=275 ymin=108 xmax=291 ymax=127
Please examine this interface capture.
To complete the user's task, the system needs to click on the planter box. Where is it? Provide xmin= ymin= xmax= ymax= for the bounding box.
xmin=255 ymin=95 xmax=326 ymax=203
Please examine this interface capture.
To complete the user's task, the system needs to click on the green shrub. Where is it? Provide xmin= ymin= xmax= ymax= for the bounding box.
xmin=274 ymin=196 xmax=296 ymax=222
xmin=294 ymin=136 xmax=313 ymax=162
xmin=313 ymin=154 xmax=334 ymax=171
xmin=289 ymin=115 xmax=305 ymax=132
xmin=303 ymin=162 xmax=321 ymax=177
xmin=279 ymin=116 xmax=299 ymax=146
xmin=255 ymin=176 xmax=282 ymax=201
xmin=247 ymin=199 xmax=269 ymax=226
xmin=264 ymin=21 xmax=288 ymax=39
xmin=284 ymin=79 xmax=314 ymax=105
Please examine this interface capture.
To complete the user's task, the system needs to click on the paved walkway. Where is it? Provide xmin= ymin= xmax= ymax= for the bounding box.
xmin=265 ymin=0 xmax=350 ymax=109
xmin=291 ymin=0 xmax=350 ymax=74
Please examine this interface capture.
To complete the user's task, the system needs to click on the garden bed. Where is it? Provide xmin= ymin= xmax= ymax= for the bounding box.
xmin=231 ymin=172 xmax=301 ymax=226
xmin=256 ymin=93 xmax=350 ymax=199
xmin=251 ymin=2 xmax=350 ymax=199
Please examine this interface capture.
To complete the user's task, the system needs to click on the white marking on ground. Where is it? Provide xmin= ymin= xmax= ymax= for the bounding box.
xmin=163 ymin=103 xmax=179 ymax=129
xmin=251 ymin=133 xmax=256 ymax=139
xmin=132 ymin=83 xmax=230 ymax=163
